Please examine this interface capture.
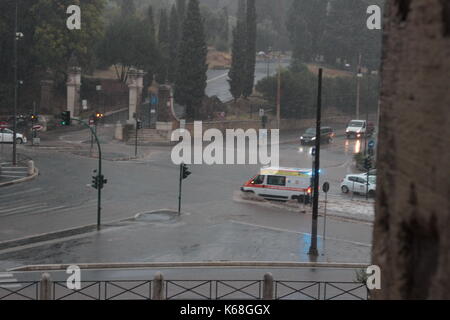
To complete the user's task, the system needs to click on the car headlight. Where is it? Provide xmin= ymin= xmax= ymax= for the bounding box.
xmin=311 ymin=137 xmax=316 ymax=140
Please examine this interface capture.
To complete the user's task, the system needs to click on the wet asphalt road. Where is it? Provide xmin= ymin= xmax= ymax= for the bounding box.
xmin=0 ymin=127 xmax=374 ymax=276
xmin=0 ymin=132 xmax=370 ymax=242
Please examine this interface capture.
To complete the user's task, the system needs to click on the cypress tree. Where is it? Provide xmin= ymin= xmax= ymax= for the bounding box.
xmin=156 ymin=9 xmax=169 ymax=84
xmin=168 ymin=5 xmax=180 ymax=83
xmin=146 ymin=5 xmax=156 ymax=40
xmin=120 ymin=0 xmax=136 ymax=18
xmin=243 ymin=0 xmax=257 ymax=98
xmin=177 ymin=0 xmax=186 ymax=21
xmin=228 ymin=0 xmax=247 ymax=101
xmin=174 ymin=0 xmax=208 ymax=120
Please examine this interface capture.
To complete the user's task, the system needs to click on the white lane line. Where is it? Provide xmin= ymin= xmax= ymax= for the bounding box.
xmin=0 ymin=274 xmax=20 ymax=289
xmin=0 ymin=204 xmax=48 ymax=214
xmin=229 ymin=220 xmax=372 ymax=247
xmin=0 ymin=175 xmax=27 ymax=178
xmin=207 ymin=73 xmax=228 ymax=83
xmin=0 ymin=206 xmax=67 ymax=218
xmin=0 ymin=273 xmax=13 ymax=278
xmin=0 ymin=188 xmax=42 ymax=199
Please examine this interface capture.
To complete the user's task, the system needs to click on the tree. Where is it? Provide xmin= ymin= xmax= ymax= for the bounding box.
xmin=98 ymin=14 xmax=160 ymax=83
xmin=120 ymin=0 xmax=136 ymax=18
xmin=322 ymin=0 xmax=372 ymax=68
xmin=228 ymin=0 xmax=247 ymax=101
xmin=174 ymin=0 xmax=208 ymax=120
xmin=168 ymin=5 xmax=180 ymax=83
xmin=222 ymin=6 xmax=229 ymax=45
xmin=156 ymin=9 xmax=169 ymax=84
xmin=177 ymin=0 xmax=187 ymax=21
xmin=146 ymin=5 xmax=156 ymax=40
xmin=243 ymin=0 xmax=257 ymax=98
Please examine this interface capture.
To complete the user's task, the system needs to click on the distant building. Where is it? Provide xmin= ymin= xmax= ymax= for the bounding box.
xmin=373 ymin=1 xmax=450 ymax=299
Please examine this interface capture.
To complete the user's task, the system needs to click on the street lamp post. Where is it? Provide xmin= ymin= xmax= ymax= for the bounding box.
xmin=12 ymin=1 xmax=19 ymax=165
xmin=308 ymin=68 xmax=323 ymax=258
xmin=356 ymin=53 xmax=363 ymax=120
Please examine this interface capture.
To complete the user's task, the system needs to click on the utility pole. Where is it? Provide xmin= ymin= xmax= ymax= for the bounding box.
xmin=276 ymin=53 xmax=281 ymax=129
xmin=12 ymin=1 xmax=18 ymax=166
xmin=356 ymin=53 xmax=362 ymax=120
xmin=364 ymin=71 xmax=370 ymax=156
xmin=308 ymin=68 xmax=323 ymax=257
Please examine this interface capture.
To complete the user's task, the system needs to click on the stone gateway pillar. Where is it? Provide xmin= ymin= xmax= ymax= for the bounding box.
xmin=66 ymin=53 xmax=82 ymax=117
xmin=127 ymin=68 xmax=145 ymax=124
xmin=66 ymin=66 xmax=81 ymax=117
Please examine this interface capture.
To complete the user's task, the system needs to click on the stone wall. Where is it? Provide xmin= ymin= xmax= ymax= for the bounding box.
xmin=372 ymin=0 xmax=450 ymax=299
xmin=183 ymin=115 xmax=353 ymax=135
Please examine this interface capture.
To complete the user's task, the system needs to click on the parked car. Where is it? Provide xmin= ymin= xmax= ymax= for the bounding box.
xmin=345 ymin=120 xmax=375 ymax=139
xmin=300 ymin=127 xmax=334 ymax=145
xmin=0 ymin=128 xmax=27 ymax=144
xmin=341 ymin=174 xmax=376 ymax=197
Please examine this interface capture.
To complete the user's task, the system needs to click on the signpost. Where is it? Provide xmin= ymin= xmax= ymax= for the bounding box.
xmin=322 ymin=182 xmax=330 ymax=255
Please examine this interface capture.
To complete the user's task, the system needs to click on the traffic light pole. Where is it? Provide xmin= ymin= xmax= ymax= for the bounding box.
xmin=70 ymin=118 xmax=103 ymax=230
xmin=135 ymin=118 xmax=138 ymax=158
xmin=308 ymin=68 xmax=323 ymax=258
xmin=178 ymin=164 xmax=183 ymax=215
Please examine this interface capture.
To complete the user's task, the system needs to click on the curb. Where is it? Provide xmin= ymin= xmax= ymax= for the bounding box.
xmin=9 ymin=261 xmax=370 ymax=272
xmin=0 ymin=167 xmax=39 ymax=188
xmin=0 ymin=215 xmax=136 ymax=252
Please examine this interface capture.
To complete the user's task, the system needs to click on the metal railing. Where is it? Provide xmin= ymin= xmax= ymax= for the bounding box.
xmin=0 ymin=272 xmax=369 ymax=300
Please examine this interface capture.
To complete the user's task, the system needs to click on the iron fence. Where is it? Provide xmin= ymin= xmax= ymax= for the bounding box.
xmin=0 ymin=278 xmax=369 ymax=300
xmin=0 ymin=281 xmax=39 ymax=300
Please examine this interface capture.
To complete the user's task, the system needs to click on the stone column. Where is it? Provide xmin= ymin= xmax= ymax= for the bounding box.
xmin=66 ymin=66 xmax=82 ymax=117
xmin=127 ymin=68 xmax=139 ymax=124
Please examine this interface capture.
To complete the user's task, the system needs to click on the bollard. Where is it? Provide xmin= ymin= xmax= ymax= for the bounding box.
xmin=39 ymin=273 xmax=52 ymax=300
xmin=263 ymin=273 xmax=274 ymax=300
xmin=27 ymin=160 xmax=35 ymax=176
xmin=152 ymin=272 xmax=165 ymax=300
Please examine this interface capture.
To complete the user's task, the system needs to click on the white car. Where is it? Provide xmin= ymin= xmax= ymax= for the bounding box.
xmin=341 ymin=174 xmax=376 ymax=197
xmin=346 ymin=120 xmax=374 ymax=139
xmin=0 ymin=128 xmax=27 ymax=144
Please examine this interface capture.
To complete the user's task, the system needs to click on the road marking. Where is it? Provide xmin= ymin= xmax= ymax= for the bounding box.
xmin=207 ymin=73 xmax=228 ymax=83
xmin=0 ymin=204 xmax=48 ymax=215
xmin=0 ymin=205 xmax=67 ymax=218
xmin=229 ymin=220 xmax=372 ymax=247
xmin=0 ymin=273 xmax=13 ymax=278
xmin=0 ymin=188 xmax=42 ymax=199
xmin=0 ymin=273 xmax=20 ymax=289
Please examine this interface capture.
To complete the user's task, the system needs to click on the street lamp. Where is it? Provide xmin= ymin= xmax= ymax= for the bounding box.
xmin=12 ymin=1 xmax=22 ymax=165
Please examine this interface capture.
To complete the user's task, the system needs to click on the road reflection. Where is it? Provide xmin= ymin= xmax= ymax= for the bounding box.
xmin=354 ymin=140 xmax=361 ymax=154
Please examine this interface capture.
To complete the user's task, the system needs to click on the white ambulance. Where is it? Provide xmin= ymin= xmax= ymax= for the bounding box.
xmin=241 ymin=167 xmax=312 ymax=202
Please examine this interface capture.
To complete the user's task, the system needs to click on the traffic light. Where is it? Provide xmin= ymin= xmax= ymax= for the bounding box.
xmin=137 ymin=120 xmax=143 ymax=130
xmin=91 ymin=174 xmax=99 ymax=190
xmin=61 ymin=111 xmax=71 ymax=126
xmin=93 ymin=112 xmax=104 ymax=125
xmin=364 ymin=157 xmax=373 ymax=170
xmin=30 ymin=114 xmax=37 ymax=123
xmin=99 ymin=175 xmax=107 ymax=189
xmin=182 ymin=164 xmax=191 ymax=180
xmin=91 ymin=171 xmax=107 ymax=190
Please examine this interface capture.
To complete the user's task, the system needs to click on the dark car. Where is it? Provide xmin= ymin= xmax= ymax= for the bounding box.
xmin=300 ymin=127 xmax=334 ymax=145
